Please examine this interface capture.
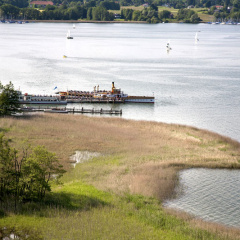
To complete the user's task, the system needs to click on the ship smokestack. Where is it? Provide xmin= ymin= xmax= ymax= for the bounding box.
xmin=112 ymin=82 xmax=115 ymax=93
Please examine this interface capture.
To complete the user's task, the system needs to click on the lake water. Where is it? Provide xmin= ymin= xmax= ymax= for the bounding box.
xmin=164 ymin=168 xmax=240 ymax=229
xmin=1 ymin=22 xmax=240 ymax=142
xmin=1 ymin=22 xmax=240 ymax=228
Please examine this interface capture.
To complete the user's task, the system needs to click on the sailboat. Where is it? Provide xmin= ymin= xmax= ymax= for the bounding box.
xmin=195 ymin=32 xmax=199 ymax=42
xmin=67 ymin=30 xmax=73 ymax=39
xmin=166 ymin=40 xmax=172 ymax=51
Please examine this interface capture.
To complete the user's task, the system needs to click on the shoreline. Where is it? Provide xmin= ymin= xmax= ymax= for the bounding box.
xmin=19 ymin=19 xmax=209 ymax=24
xmin=26 ymin=19 xmax=148 ymax=23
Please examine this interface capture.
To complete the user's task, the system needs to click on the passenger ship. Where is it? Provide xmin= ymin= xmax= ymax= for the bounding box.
xmin=57 ymin=82 xmax=155 ymax=103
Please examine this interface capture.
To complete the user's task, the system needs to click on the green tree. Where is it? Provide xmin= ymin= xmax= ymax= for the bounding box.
xmin=87 ymin=7 xmax=93 ymax=19
xmin=132 ymin=10 xmax=142 ymax=20
xmin=67 ymin=7 xmax=79 ymax=19
xmin=21 ymin=8 xmax=40 ymax=20
xmin=149 ymin=3 xmax=158 ymax=11
xmin=177 ymin=8 xmax=201 ymax=23
xmin=151 ymin=16 xmax=159 ymax=23
xmin=205 ymin=0 xmax=211 ymax=7
xmin=190 ymin=12 xmax=200 ymax=22
xmin=99 ymin=1 xmax=120 ymax=10
xmin=85 ymin=0 xmax=96 ymax=8
xmin=0 ymin=4 xmax=19 ymax=19
xmin=121 ymin=8 xmax=133 ymax=20
xmin=0 ymin=134 xmax=17 ymax=203
xmin=92 ymin=6 xmax=114 ymax=20
xmin=158 ymin=9 xmax=171 ymax=19
xmin=0 ymin=135 xmax=65 ymax=207
xmin=0 ymin=82 xmax=20 ymax=117
xmin=233 ymin=0 xmax=240 ymax=8
xmin=22 ymin=146 xmax=65 ymax=201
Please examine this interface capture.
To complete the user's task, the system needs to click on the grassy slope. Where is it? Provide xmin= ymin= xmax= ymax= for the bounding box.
xmin=113 ymin=6 xmax=213 ymax=23
xmin=0 ymin=114 xmax=240 ymax=239
xmin=0 ymin=182 xmax=223 ymax=239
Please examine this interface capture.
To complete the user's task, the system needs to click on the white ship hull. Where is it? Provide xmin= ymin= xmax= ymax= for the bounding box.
xmin=19 ymin=100 xmax=67 ymax=105
xmin=124 ymin=96 xmax=154 ymax=103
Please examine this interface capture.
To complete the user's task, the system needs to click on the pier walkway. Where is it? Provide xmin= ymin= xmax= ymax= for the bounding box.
xmin=21 ymin=106 xmax=122 ymax=115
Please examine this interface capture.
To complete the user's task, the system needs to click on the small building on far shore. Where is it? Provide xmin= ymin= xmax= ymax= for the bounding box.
xmin=114 ymin=13 xmax=121 ymax=19
xmin=215 ymin=5 xmax=223 ymax=10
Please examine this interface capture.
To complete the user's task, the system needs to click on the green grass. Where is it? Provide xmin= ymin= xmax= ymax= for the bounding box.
xmin=0 ymin=169 xmax=234 ymax=240
xmin=0 ymin=181 xmax=227 ymax=239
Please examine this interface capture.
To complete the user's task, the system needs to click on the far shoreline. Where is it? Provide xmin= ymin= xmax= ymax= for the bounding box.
xmin=24 ymin=19 xmax=208 ymax=24
xmin=26 ymin=19 xmax=148 ymax=23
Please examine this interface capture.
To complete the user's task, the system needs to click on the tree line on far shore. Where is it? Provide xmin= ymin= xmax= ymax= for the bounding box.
xmin=1 ymin=0 xmax=240 ymax=23
xmin=121 ymin=7 xmax=200 ymax=23
xmin=0 ymin=2 xmax=201 ymax=23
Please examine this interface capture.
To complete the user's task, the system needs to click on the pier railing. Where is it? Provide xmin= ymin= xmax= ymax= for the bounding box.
xmin=20 ymin=106 xmax=122 ymax=115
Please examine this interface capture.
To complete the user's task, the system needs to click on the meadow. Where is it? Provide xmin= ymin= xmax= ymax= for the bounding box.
xmin=0 ymin=114 xmax=240 ymax=239
xmin=111 ymin=6 xmax=214 ymax=22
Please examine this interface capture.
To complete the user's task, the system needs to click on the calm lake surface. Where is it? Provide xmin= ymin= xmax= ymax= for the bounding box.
xmin=164 ymin=168 xmax=240 ymax=229
xmin=1 ymin=22 xmax=240 ymax=142
xmin=1 ymin=22 xmax=240 ymax=228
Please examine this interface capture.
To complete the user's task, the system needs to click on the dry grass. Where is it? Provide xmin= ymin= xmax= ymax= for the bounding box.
xmin=121 ymin=6 xmax=145 ymax=11
xmin=2 ymin=114 xmax=240 ymax=189
xmin=165 ymin=208 xmax=240 ymax=239
xmin=1 ymin=114 xmax=240 ymax=237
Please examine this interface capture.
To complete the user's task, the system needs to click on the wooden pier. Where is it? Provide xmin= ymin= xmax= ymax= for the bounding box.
xmin=21 ymin=106 xmax=122 ymax=115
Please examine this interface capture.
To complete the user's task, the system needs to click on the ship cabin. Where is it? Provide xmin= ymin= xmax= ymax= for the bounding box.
xmin=19 ymin=92 xmax=60 ymax=102
xmin=58 ymin=91 xmax=94 ymax=99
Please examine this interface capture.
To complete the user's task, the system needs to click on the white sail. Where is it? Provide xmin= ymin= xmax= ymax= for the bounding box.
xmin=67 ymin=30 xmax=70 ymax=37
xmin=67 ymin=30 xmax=73 ymax=39
xmin=195 ymin=32 xmax=199 ymax=42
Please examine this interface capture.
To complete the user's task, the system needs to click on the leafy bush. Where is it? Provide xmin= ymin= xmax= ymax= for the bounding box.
xmin=0 ymin=134 xmax=66 ymax=210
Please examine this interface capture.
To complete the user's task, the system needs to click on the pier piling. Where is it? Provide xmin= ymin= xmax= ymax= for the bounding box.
xmin=21 ymin=107 xmax=122 ymax=115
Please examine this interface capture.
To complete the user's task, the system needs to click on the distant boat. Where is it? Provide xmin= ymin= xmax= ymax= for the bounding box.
xmin=63 ymin=55 xmax=67 ymax=58
xmin=195 ymin=32 xmax=199 ymax=42
xmin=73 ymin=24 xmax=76 ymax=29
xmin=166 ymin=40 xmax=172 ymax=51
xmin=67 ymin=30 xmax=73 ymax=39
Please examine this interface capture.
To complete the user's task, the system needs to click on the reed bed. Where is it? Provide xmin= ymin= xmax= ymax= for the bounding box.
xmin=1 ymin=114 xmax=240 ymax=239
